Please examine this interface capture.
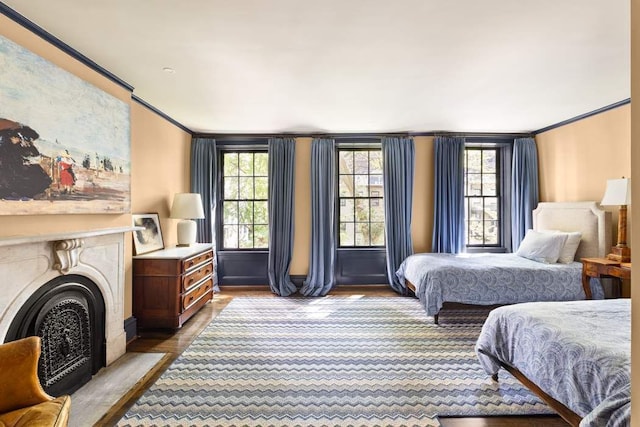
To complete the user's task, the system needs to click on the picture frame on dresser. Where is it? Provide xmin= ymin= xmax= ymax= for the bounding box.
xmin=132 ymin=213 xmax=164 ymax=255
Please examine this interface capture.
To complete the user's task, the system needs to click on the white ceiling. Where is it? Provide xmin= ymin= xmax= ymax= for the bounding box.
xmin=1 ymin=0 xmax=630 ymax=134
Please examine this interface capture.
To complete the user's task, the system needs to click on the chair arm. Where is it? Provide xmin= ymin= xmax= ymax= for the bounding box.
xmin=0 ymin=336 xmax=53 ymax=414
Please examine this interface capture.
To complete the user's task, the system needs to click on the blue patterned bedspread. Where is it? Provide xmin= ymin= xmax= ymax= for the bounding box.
xmin=395 ymin=253 xmax=604 ymax=316
xmin=475 ymin=299 xmax=630 ymax=427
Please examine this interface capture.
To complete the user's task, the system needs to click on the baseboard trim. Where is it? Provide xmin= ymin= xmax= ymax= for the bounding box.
xmin=124 ymin=316 xmax=137 ymax=343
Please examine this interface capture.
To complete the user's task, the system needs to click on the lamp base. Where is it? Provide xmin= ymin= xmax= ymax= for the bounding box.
xmin=606 ymin=246 xmax=631 ymax=263
xmin=176 ymin=219 xmax=197 ymax=247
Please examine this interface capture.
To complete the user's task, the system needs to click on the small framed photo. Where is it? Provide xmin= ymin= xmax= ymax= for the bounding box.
xmin=132 ymin=213 xmax=164 ymax=255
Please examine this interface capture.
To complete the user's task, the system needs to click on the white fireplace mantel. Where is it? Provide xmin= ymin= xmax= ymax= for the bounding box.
xmin=0 ymin=226 xmax=139 ymax=247
xmin=0 ymin=226 xmax=139 ymax=366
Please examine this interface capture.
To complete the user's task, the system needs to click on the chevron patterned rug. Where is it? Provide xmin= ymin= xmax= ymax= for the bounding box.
xmin=118 ymin=296 xmax=552 ymax=427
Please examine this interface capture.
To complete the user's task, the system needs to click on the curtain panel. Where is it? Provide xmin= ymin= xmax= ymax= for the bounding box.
xmin=190 ymin=137 xmax=218 ymax=288
xmin=267 ymin=138 xmax=297 ymax=296
xmin=432 ymin=136 xmax=465 ymax=253
xmin=382 ymin=136 xmax=415 ymax=294
xmin=301 ymin=138 xmax=336 ymax=296
xmin=511 ymin=137 xmax=540 ymax=251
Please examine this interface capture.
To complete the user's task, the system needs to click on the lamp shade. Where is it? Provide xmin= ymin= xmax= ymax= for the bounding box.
xmin=170 ymin=193 xmax=205 ymax=219
xmin=600 ymin=178 xmax=631 ymax=206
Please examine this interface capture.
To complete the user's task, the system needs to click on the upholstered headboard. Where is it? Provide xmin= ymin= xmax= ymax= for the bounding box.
xmin=532 ymin=201 xmax=612 ymax=260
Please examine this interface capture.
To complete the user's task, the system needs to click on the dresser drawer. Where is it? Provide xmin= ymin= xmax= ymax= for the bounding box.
xmin=182 ymin=277 xmax=213 ymax=311
xmin=182 ymin=260 xmax=214 ymax=292
xmin=182 ymin=249 xmax=213 ymax=272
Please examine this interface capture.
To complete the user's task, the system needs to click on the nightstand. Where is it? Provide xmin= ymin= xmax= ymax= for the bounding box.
xmin=581 ymin=257 xmax=631 ymax=299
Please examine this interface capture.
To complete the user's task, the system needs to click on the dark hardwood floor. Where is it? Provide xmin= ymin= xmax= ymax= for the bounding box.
xmin=98 ymin=286 xmax=569 ymax=427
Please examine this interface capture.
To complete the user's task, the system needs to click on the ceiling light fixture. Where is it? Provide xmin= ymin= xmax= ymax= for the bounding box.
xmin=162 ymin=67 xmax=175 ymax=74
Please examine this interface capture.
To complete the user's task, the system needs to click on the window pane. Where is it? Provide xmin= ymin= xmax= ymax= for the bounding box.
xmin=467 ymin=174 xmax=482 ymax=196
xmin=238 ymin=201 xmax=253 ymax=224
xmin=239 ymin=177 xmax=254 ymax=199
xmin=355 ymin=198 xmax=369 ymax=222
xmin=254 ymin=225 xmax=269 ymax=248
xmin=468 ymin=198 xmax=484 ymax=221
xmin=483 ymin=150 xmax=496 ymax=173
xmin=370 ymin=151 xmax=382 ymax=174
xmin=238 ymin=224 xmax=253 ymax=248
xmin=467 ymin=150 xmax=481 ymax=173
xmin=223 ymin=201 xmax=238 ymax=225
xmin=484 ymin=221 xmax=499 ymax=245
xmin=340 ymin=199 xmax=354 ymax=222
xmin=239 ymin=152 xmax=254 ymax=176
xmin=224 ymin=177 xmax=238 ymax=199
xmin=355 ymin=223 xmax=370 ymax=246
xmin=339 ymin=151 xmax=353 ymax=174
xmin=255 ymin=177 xmax=268 ymax=199
xmin=355 ymin=175 xmax=369 ymax=197
xmin=223 ymin=225 xmax=238 ymax=248
xmin=340 ymin=222 xmax=354 ymax=246
xmin=254 ymin=201 xmax=268 ymax=224
xmin=339 ymin=175 xmax=354 ymax=197
xmin=371 ymin=222 xmax=385 ymax=246
xmin=354 ymin=152 xmax=369 ymax=174
xmin=369 ymin=174 xmax=383 ymax=196
xmin=370 ymin=199 xmax=384 ymax=221
xmin=254 ymin=153 xmax=268 ymax=176
xmin=485 ymin=197 xmax=498 ymax=218
xmin=468 ymin=221 xmax=484 ymax=245
xmin=482 ymin=174 xmax=496 ymax=196
xmin=223 ymin=153 xmax=238 ymax=176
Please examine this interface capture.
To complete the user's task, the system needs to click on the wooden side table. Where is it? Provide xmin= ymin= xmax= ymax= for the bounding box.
xmin=581 ymin=257 xmax=631 ymax=299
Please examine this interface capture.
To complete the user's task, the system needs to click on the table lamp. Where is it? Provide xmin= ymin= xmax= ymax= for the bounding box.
xmin=600 ymin=177 xmax=631 ymax=262
xmin=170 ymin=193 xmax=205 ymax=246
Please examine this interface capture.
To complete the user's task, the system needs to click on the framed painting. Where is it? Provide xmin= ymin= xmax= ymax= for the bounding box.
xmin=0 ymin=35 xmax=130 ymax=215
xmin=132 ymin=213 xmax=164 ymax=255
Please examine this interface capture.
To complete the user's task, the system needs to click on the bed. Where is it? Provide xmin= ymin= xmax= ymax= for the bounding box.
xmin=475 ymin=299 xmax=631 ymax=427
xmin=396 ymin=202 xmax=612 ymax=322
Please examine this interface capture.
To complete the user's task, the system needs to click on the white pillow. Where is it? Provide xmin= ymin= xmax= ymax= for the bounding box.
xmin=539 ymin=230 xmax=582 ymax=263
xmin=516 ymin=230 xmax=568 ymax=264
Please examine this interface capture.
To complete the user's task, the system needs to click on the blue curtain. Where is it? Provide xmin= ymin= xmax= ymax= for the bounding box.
xmin=382 ymin=137 xmax=415 ymax=294
xmin=190 ymin=137 xmax=218 ymax=289
xmin=301 ymin=138 xmax=336 ymax=296
xmin=268 ymin=138 xmax=297 ymax=296
xmin=511 ymin=137 xmax=539 ymax=250
xmin=432 ymin=136 xmax=465 ymax=253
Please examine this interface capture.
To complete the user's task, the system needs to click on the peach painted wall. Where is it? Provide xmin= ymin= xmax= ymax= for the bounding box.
xmin=0 ymin=15 xmax=192 ymax=318
xmin=290 ymin=138 xmax=312 ymax=275
xmin=412 ymin=136 xmax=434 ymax=253
xmin=129 ymin=103 xmax=192 ymax=314
xmin=536 ymin=105 xmax=631 ymax=250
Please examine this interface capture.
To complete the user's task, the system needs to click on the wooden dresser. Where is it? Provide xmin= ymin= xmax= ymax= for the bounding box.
xmin=133 ymin=243 xmax=214 ymax=329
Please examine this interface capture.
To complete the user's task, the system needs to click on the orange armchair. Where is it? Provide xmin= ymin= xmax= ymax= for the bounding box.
xmin=0 ymin=336 xmax=71 ymax=427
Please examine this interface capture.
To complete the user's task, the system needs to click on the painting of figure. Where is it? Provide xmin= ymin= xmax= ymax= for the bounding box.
xmin=0 ymin=35 xmax=130 ymax=215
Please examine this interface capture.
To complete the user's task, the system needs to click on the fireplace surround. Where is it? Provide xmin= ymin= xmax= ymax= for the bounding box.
xmin=0 ymin=227 xmax=131 ymax=394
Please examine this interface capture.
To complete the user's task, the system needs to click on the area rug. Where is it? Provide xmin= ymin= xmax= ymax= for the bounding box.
xmin=118 ymin=296 xmax=552 ymax=427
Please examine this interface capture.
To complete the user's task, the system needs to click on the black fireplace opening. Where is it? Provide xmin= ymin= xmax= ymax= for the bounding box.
xmin=5 ymin=274 xmax=106 ymax=396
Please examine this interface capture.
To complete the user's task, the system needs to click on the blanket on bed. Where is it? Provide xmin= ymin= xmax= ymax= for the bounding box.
xmin=475 ymin=299 xmax=630 ymax=427
xmin=396 ymin=253 xmax=604 ymax=316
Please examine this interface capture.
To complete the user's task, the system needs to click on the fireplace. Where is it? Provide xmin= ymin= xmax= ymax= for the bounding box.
xmin=0 ymin=227 xmax=130 ymax=395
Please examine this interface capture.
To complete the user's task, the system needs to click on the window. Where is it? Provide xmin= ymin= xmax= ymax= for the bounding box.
xmin=221 ymin=151 xmax=268 ymax=249
xmin=464 ymin=147 xmax=501 ymax=248
xmin=337 ymin=149 xmax=384 ymax=247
